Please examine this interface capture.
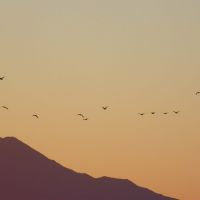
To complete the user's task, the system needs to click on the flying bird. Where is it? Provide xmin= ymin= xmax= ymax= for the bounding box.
xmin=138 ymin=113 xmax=145 ymax=116
xmin=77 ymin=114 xmax=88 ymax=120
xmin=173 ymin=111 xmax=180 ymax=114
xmin=0 ymin=76 xmax=5 ymax=80
xmin=2 ymin=106 xmax=8 ymax=110
xmin=195 ymin=91 xmax=200 ymax=95
xmin=102 ymin=106 xmax=109 ymax=110
xmin=32 ymin=114 xmax=39 ymax=119
xmin=163 ymin=112 xmax=168 ymax=115
xmin=77 ymin=114 xmax=85 ymax=118
xmin=151 ymin=112 xmax=156 ymax=115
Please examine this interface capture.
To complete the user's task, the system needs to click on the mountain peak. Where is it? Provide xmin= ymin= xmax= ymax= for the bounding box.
xmin=0 ymin=136 xmax=26 ymax=146
xmin=0 ymin=136 xmax=32 ymax=150
xmin=0 ymin=136 xmax=21 ymax=142
xmin=0 ymin=136 xmax=49 ymax=166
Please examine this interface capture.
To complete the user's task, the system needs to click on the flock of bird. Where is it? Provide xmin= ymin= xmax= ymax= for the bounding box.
xmin=77 ymin=106 xmax=109 ymax=121
xmin=1 ymin=76 xmax=40 ymax=119
xmin=1 ymin=75 xmax=200 ymax=120
xmin=138 ymin=111 xmax=180 ymax=116
xmin=0 ymin=76 xmax=110 ymax=120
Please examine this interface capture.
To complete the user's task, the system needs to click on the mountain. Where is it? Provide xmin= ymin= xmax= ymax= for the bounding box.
xmin=0 ymin=137 xmax=177 ymax=200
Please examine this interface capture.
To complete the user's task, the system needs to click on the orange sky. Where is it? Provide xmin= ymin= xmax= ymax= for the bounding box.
xmin=1 ymin=1 xmax=200 ymax=199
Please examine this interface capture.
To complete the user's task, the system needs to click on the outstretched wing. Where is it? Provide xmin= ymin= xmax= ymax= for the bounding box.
xmin=77 ymin=114 xmax=84 ymax=118
xmin=173 ymin=111 xmax=179 ymax=114
xmin=2 ymin=106 xmax=8 ymax=110
xmin=139 ymin=113 xmax=144 ymax=116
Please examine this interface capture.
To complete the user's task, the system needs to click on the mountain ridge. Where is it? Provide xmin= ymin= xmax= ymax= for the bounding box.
xmin=0 ymin=136 xmax=178 ymax=200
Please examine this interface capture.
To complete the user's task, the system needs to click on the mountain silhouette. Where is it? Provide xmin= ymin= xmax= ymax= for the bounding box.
xmin=0 ymin=137 xmax=177 ymax=200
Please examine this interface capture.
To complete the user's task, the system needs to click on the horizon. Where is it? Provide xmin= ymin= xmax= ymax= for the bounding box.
xmin=1 ymin=1 xmax=200 ymax=199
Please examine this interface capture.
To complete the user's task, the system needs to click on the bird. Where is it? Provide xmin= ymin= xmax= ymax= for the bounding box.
xmin=77 ymin=114 xmax=85 ymax=118
xmin=83 ymin=118 xmax=88 ymax=121
xmin=2 ymin=106 xmax=8 ymax=110
xmin=173 ymin=111 xmax=180 ymax=114
xmin=195 ymin=91 xmax=200 ymax=95
xmin=151 ymin=112 xmax=156 ymax=115
xmin=0 ymin=76 xmax=5 ymax=80
xmin=102 ymin=106 xmax=109 ymax=110
xmin=138 ymin=113 xmax=145 ymax=116
xmin=163 ymin=112 xmax=168 ymax=115
xmin=32 ymin=114 xmax=39 ymax=119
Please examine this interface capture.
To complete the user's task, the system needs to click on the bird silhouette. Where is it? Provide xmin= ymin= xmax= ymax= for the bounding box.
xmin=77 ymin=114 xmax=85 ymax=118
xmin=173 ymin=111 xmax=180 ymax=114
xmin=83 ymin=118 xmax=88 ymax=121
xmin=195 ymin=91 xmax=200 ymax=95
xmin=163 ymin=112 xmax=168 ymax=115
xmin=32 ymin=114 xmax=39 ymax=119
xmin=0 ymin=76 xmax=5 ymax=80
xmin=138 ymin=113 xmax=145 ymax=116
xmin=151 ymin=112 xmax=156 ymax=115
xmin=102 ymin=106 xmax=109 ymax=110
xmin=2 ymin=106 xmax=8 ymax=110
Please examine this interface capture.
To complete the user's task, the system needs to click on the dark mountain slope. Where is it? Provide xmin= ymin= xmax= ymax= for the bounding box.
xmin=0 ymin=137 xmax=177 ymax=200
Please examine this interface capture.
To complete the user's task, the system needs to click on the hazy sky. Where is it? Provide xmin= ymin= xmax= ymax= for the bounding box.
xmin=1 ymin=1 xmax=200 ymax=199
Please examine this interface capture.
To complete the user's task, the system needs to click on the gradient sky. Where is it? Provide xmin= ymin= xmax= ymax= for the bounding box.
xmin=1 ymin=1 xmax=200 ymax=199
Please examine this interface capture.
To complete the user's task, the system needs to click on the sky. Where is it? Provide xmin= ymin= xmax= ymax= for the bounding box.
xmin=0 ymin=0 xmax=200 ymax=199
